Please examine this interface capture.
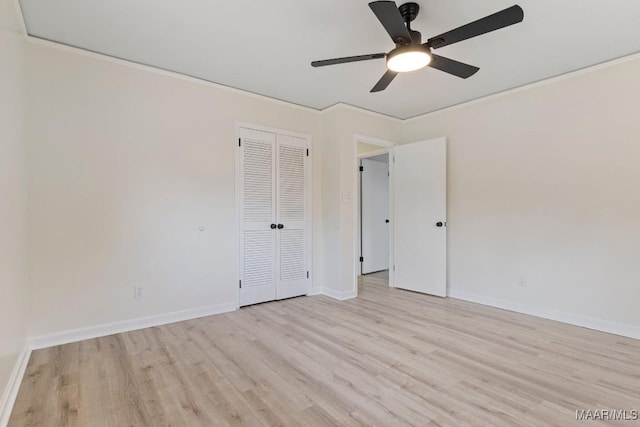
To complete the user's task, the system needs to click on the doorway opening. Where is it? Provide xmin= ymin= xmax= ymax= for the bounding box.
xmin=356 ymin=138 xmax=392 ymax=291
xmin=352 ymin=135 xmax=448 ymax=299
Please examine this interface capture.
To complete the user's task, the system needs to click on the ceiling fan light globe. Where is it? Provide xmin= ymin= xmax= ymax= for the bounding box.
xmin=386 ymin=46 xmax=431 ymax=72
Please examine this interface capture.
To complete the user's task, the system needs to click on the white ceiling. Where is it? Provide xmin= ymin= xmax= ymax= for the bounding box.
xmin=19 ymin=0 xmax=640 ymax=119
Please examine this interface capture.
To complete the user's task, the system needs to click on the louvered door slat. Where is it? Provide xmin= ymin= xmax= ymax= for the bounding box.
xmin=280 ymin=229 xmax=306 ymax=281
xmin=276 ymin=134 xmax=309 ymax=299
xmin=239 ymin=129 xmax=277 ymax=306
xmin=243 ymin=140 xmax=273 ymax=223
xmin=243 ymin=231 xmax=275 ymax=286
xmin=279 ymin=145 xmax=305 ymax=222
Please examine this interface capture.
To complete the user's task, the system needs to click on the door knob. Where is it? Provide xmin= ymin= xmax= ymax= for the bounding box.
xmin=270 ymin=223 xmax=277 ymax=229
xmin=436 ymin=221 xmax=445 ymax=227
xmin=277 ymin=224 xmax=284 ymax=229
xmin=385 ymin=219 xmax=390 ymax=223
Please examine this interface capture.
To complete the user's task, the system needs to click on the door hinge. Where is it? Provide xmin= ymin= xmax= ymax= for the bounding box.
xmin=238 ymin=138 xmax=241 ymax=147
xmin=393 ymin=155 xmax=395 ymax=163
xmin=239 ymin=280 xmax=242 ymax=288
xmin=306 ymin=148 xmax=309 ymax=156
xmin=359 ymin=256 xmax=364 ymax=262
xmin=393 ymin=265 xmax=396 ymax=271
xmin=359 ymin=166 xmax=364 ymax=172
xmin=306 ymin=271 xmax=309 ymax=279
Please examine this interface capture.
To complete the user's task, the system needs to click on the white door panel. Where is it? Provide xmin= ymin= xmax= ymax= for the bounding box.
xmin=276 ymin=134 xmax=309 ymax=299
xmin=241 ymin=230 xmax=276 ymax=304
xmin=239 ymin=130 xmax=277 ymax=306
xmin=361 ymin=158 xmax=389 ymax=274
xmin=393 ymin=138 xmax=447 ymax=297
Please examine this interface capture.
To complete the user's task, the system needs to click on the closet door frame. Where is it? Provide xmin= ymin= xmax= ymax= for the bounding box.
xmin=235 ymin=122 xmax=313 ymax=309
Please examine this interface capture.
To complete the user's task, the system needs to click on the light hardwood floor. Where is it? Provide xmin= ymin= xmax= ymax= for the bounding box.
xmin=10 ymin=277 xmax=640 ymax=426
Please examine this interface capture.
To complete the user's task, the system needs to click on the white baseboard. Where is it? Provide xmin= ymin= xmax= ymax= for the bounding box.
xmin=308 ymin=287 xmax=324 ymax=296
xmin=0 ymin=344 xmax=31 ymax=427
xmin=29 ymin=302 xmax=237 ymax=350
xmin=322 ymin=287 xmax=357 ymax=301
xmin=449 ymin=289 xmax=640 ymax=340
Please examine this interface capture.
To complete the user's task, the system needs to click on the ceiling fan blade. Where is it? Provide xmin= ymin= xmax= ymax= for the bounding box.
xmin=311 ymin=53 xmax=386 ymax=67
xmin=369 ymin=1 xmax=412 ymax=44
xmin=428 ymin=54 xmax=479 ymax=79
xmin=427 ymin=5 xmax=524 ymax=49
xmin=370 ymin=69 xmax=398 ymax=92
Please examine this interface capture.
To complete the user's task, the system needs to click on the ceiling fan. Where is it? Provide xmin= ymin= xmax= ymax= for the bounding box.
xmin=311 ymin=1 xmax=524 ymax=92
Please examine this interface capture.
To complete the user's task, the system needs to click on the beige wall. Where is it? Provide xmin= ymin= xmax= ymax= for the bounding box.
xmin=357 ymin=141 xmax=384 ymax=155
xmin=403 ymin=56 xmax=640 ymax=332
xmin=25 ymin=42 xmax=325 ymax=337
xmin=0 ymin=0 xmax=21 ymax=34
xmin=0 ymin=0 xmax=28 ymax=417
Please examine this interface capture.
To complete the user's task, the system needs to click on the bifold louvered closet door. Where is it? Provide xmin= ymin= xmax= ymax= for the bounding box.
xmin=239 ymin=127 xmax=310 ymax=307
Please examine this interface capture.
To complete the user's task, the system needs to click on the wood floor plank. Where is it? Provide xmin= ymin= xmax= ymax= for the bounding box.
xmin=8 ymin=274 xmax=640 ymax=426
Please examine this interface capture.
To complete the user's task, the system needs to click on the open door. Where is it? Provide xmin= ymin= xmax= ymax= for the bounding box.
xmin=392 ymin=137 xmax=447 ymax=297
xmin=361 ymin=157 xmax=389 ymax=274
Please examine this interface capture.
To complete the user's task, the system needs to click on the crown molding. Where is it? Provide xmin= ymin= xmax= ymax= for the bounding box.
xmin=22 ymin=35 xmax=409 ymax=123
xmin=11 ymin=0 xmax=27 ymax=37
xmin=404 ymin=50 xmax=640 ymax=123
xmin=320 ymin=102 xmax=403 ymax=123
xmin=25 ymin=35 xmax=323 ymax=116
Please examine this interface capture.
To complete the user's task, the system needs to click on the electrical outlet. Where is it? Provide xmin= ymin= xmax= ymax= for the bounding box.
xmin=134 ymin=287 xmax=143 ymax=299
xmin=518 ymin=276 xmax=526 ymax=288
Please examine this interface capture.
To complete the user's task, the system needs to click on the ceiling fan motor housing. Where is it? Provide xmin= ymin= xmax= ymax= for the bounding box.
xmin=399 ymin=2 xmax=421 ymax=45
xmin=399 ymin=2 xmax=420 ymax=23
xmin=408 ymin=30 xmax=422 ymax=44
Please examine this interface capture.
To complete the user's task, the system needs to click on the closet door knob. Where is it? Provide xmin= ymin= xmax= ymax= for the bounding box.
xmin=277 ymin=224 xmax=284 ymax=229
xmin=270 ymin=223 xmax=277 ymax=229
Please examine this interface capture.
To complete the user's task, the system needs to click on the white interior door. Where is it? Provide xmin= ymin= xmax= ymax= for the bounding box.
xmin=239 ymin=128 xmax=277 ymax=306
xmin=393 ymin=137 xmax=447 ymax=296
xmin=361 ymin=158 xmax=389 ymax=274
xmin=276 ymin=134 xmax=310 ymax=299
